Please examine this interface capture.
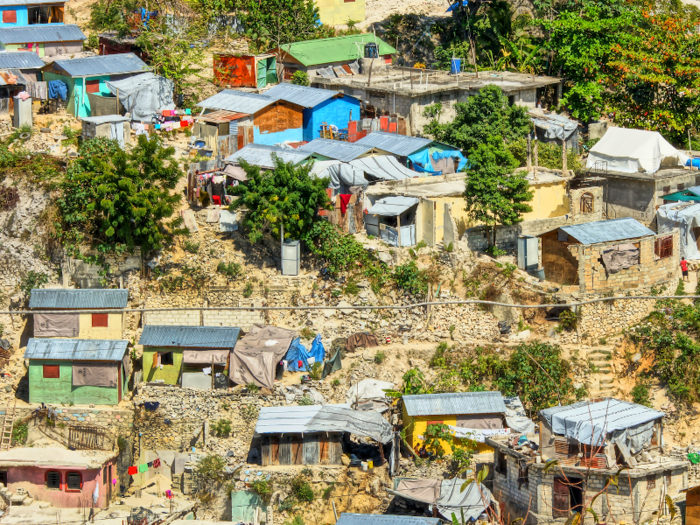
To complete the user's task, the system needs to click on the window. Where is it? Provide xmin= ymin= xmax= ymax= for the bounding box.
xmin=85 ymin=80 xmax=101 ymax=94
xmin=66 ymin=472 xmax=82 ymax=491
xmin=647 ymin=475 xmax=656 ymax=489
xmin=518 ymin=462 xmax=529 ymax=487
xmin=103 ymin=465 xmax=110 ymax=485
xmin=655 ymin=235 xmax=673 ymax=259
xmin=92 ymin=313 xmax=108 ymax=327
xmin=695 ymin=175 xmax=700 ymax=185
xmin=580 ymin=192 xmax=594 ymax=214
xmin=678 ymin=183 xmax=685 ymax=191
xmin=495 ymin=449 xmax=507 ymax=476
xmin=159 ymin=352 xmax=174 ymax=366
xmin=666 ymin=472 xmax=672 ymax=485
xmin=46 ymin=471 xmax=61 ymax=490
xmin=2 ymin=10 xmax=17 ymax=23
xmin=663 ymin=185 xmax=671 ymax=194
xmin=43 ymin=365 xmax=60 ymax=379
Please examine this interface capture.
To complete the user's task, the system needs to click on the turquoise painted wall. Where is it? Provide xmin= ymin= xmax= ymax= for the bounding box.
xmin=43 ymin=73 xmax=113 ymax=117
xmin=0 ymin=6 xmax=28 ymax=27
xmin=254 ymin=126 xmax=303 ymax=146
xmin=29 ymin=360 xmax=123 ymax=406
xmin=303 ymin=96 xmax=360 ymax=142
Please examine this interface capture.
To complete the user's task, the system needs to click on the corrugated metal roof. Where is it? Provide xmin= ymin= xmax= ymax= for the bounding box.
xmin=337 ymin=515 xmax=440 ymax=525
xmin=559 ymin=217 xmax=654 ymax=245
xmin=0 ymin=69 xmax=26 ymax=86
xmin=139 ymin=325 xmax=241 ymax=349
xmin=29 ymin=289 xmax=128 ymax=309
xmin=0 ymin=0 xmax=59 ymax=5
xmin=225 ymin=144 xmax=311 ymax=169
xmin=403 ymin=392 xmax=507 ymax=417
xmin=256 ymin=405 xmax=324 ymax=433
xmin=367 ymin=196 xmax=419 ymax=216
xmin=195 ymin=110 xmax=247 ymax=123
xmin=81 ymin=115 xmax=131 ymax=124
xmin=53 ymin=53 xmax=148 ymax=77
xmin=24 ymin=338 xmax=128 ymax=362
xmin=298 ymin=138 xmax=372 ymax=162
xmin=197 ymin=89 xmax=274 ymax=114
xmin=277 ymin=34 xmax=396 ymax=67
xmin=356 ymin=132 xmax=432 ymax=157
xmin=0 ymin=24 xmax=86 ymax=45
xmin=263 ymin=83 xmax=337 ymax=108
xmin=0 ymin=51 xmax=45 ymax=69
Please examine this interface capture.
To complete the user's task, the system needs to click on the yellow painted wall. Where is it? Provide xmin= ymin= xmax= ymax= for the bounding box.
xmin=402 ymin=405 xmax=493 ymax=456
xmin=78 ymin=313 xmax=124 ymax=340
xmin=316 ymin=0 xmax=365 ymax=25
xmin=522 ymin=181 xmax=569 ymax=221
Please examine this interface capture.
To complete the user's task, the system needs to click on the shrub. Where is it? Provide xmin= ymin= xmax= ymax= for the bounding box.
xmin=506 ymin=137 xmax=583 ymax=172
xmin=675 ymin=278 xmax=686 ymax=296
xmin=183 ymin=240 xmax=200 ymax=254
xmin=298 ymin=395 xmax=315 ymax=405
xmin=300 ymin=327 xmax=316 ymax=340
xmin=285 ymin=516 xmax=305 ymax=525
xmin=246 ymin=382 xmax=260 ymax=393
xmin=486 ymin=246 xmax=507 ymax=257
xmin=308 ymin=362 xmax=323 ymax=380
xmin=196 ymin=454 xmax=226 ymax=484
xmin=217 ymin=261 xmax=242 ymax=278
xmin=212 ymin=419 xmax=232 ymax=437
xmin=11 ymin=423 xmax=27 ymax=446
xmin=344 ymin=279 xmax=360 ymax=295
xmin=444 ymin=242 xmax=454 ymax=252
xmin=393 ymin=261 xmax=428 ymax=295
xmin=252 ymin=479 xmax=273 ymax=503
xmin=243 ymin=282 xmax=254 ymax=298
xmin=0 ymin=187 xmax=19 ymax=211
xmin=557 ymin=309 xmax=578 ymax=332
xmin=631 ymin=382 xmax=651 ymax=407
xmin=291 ymin=475 xmax=314 ymax=502
xmin=21 ymin=271 xmax=49 ymax=297
xmin=331 ymin=378 xmax=340 ymax=387
xmin=322 ymin=483 xmax=335 ymax=499
xmin=290 ymin=71 xmax=310 ymax=86
xmin=374 ymin=351 xmax=386 ymax=364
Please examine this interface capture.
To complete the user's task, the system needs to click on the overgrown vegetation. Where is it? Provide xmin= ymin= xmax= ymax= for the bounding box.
xmin=11 ymin=423 xmax=28 ymax=446
xmin=211 ymin=419 xmax=232 ymax=437
xmin=217 ymin=261 xmax=242 ymax=278
xmin=21 ymin=271 xmax=49 ymax=297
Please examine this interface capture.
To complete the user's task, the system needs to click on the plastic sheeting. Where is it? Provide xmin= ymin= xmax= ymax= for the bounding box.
xmin=658 ymin=202 xmax=700 ymax=260
xmin=408 ymin=149 xmax=468 ymax=175
xmin=432 ymin=150 xmax=468 ymax=172
xmin=285 ymin=334 xmax=325 ymax=372
xmin=601 ymin=243 xmax=640 ymax=274
xmin=305 ymin=405 xmax=394 ymax=444
xmin=503 ymin=396 xmax=536 ymax=434
xmin=72 ymin=361 xmax=118 ymax=387
xmin=367 ymin=196 xmax=419 ymax=216
xmin=349 ymin=155 xmax=416 ymax=181
xmin=531 ymin=112 xmax=578 ymax=141
xmin=540 ymin=398 xmax=664 ymax=449
xmin=33 ymin=313 xmax=79 ymax=338
xmin=310 ymin=160 xmax=368 ymax=190
xmin=230 ymin=324 xmax=296 ymax=390
xmin=345 ymin=378 xmax=394 ymax=412
xmin=106 ymin=73 xmax=175 ymax=122
xmin=182 ymin=349 xmax=228 ymax=365
xmin=447 ymin=426 xmax=511 ymax=442
xmin=393 ymin=479 xmax=492 ymax=521
xmin=586 ymin=127 xmax=689 ymax=174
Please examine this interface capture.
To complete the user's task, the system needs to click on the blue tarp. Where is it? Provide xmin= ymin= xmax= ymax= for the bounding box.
xmin=686 ymin=158 xmax=700 ymax=168
xmin=408 ymin=149 xmax=441 ymax=175
xmin=48 ymin=80 xmax=67 ymax=101
xmin=433 ymin=150 xmax=469 ymax=172
xmin=446 ymin=0 xmax=468 ymax=12
xmin=286 ymin=335 xmax=325 ymax=372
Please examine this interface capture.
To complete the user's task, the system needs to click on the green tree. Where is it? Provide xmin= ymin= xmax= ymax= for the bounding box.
xmin=464 ymin=136 xmax=532 ymax=249
xmin=291 ymin=71 xmax=310 ymax=86
xmin=57 ymin=136 xmax=186 ymax=255
xmin=239 ymin=0 xmax=320 ymax=53
xmin=424 ymin=85 xmax=529 ymax=153
xmin=229 ymin=156 xmax=331 ymax=244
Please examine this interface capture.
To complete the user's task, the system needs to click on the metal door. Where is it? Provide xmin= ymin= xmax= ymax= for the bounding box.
xmin=553 ymin=477 xmax=570 ymax=518
xmin=257 ymin=59 xmax=267 ymax=88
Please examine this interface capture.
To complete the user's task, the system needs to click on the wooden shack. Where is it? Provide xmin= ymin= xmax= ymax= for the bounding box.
xmin=260 ymin=433 xmax=343 ymax=466
xmin=685 ymin=484 xmax=700 ymax=525
xmin=81 ymin=115 xmax=131 ymax=147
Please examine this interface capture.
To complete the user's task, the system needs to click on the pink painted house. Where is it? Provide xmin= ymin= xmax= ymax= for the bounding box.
xmin=0 ymin=447 xmax=117 ymax=509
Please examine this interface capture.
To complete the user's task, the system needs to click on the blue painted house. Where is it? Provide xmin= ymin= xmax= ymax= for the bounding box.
xmin=42 ymin=53 xmax=149 ymax=117
xmin=263 ymin=83 xmax=360 ymax=142
xmin=0 ymin=0 xmax=66 ymax=28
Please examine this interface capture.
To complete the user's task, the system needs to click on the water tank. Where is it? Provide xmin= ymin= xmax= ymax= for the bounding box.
xmin=13 ymin=96 xmax=32 ymax=129
xmin=450 ymin=58 xmax=461 ymax=75
xmin=281 ymin=240 xmax=300 ymax=276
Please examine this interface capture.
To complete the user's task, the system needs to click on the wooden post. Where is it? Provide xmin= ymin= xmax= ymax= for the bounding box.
xmin=378 ymin=441 xmax=385 ymax=466
xmin=527 ymin=134 xmax=532 ymax=173
xmin=410 ymin=71 xmax=414 ymax=90
xmin=562 ymin=137 xmax=568 ymax=175
xmin=210 ymin=355 xmax=215 ymax=390
xmin=534 ymin=131 xmax=539 ymax=182
xmin=332 ymin=501 xmax=338 ymax=523
xmin=397 ymin=214 xmax=402 ymax=247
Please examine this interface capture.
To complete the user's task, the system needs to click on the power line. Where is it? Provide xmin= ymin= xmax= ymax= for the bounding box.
xmin=0 ymin=294 xmax=696 ymax=315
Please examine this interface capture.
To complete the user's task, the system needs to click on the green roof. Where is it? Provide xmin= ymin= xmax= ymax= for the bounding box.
xmin=662 ymin=189 xmax=700 ymax=202
xmin=278 ymin=34 xmax=396 ymax=67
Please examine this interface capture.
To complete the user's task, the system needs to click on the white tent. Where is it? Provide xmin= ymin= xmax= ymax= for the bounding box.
xmin=586 ymin=127 xmax=689 ymax=174
xmin=657 ymin=201 xmax=700 ymax=260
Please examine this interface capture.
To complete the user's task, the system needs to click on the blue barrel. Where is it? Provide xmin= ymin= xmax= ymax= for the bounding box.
xmin=450 ymin=58 xmax=461 ymax=75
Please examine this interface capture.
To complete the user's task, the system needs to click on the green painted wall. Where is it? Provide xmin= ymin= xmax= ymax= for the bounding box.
xmin=1 ymin=43 xmax=45 ymax=56
xmin=28 ymin=360 xmax=121 ymax=406
xmin=43 ymin=72 xmax=77 ymax=115
xmin=143 ymin=347 xmax=183 ymax=385
xmin=42 ymin=73 xmax=114 ymax=118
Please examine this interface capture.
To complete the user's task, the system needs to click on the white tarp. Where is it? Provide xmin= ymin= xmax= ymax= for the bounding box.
xmin=310 ymin=160 xmax=368 ymax=190
xmin=586 ymin=127 xmax=689 ymax=174
xmin=530 ymin=111 xmax=578 ymax=141
xmin=392 ymin=479 xmax=492 ymax=521
xmin=349 ymin=155 xmax=416 ymax=181
xmin=447 ymin=426 xmax=511 ymax=443
xmin=503 ymin=395 xmax=537 ymax=434
xmin=367 ymin=196 xmax=419 ymax=216
xmin=106 ymin=73 xmax=175 ymax=122
xmin=657 ymin=202 xmax=700 ymax=260
xmin=345 ymin=378 xmax=394 ymax=413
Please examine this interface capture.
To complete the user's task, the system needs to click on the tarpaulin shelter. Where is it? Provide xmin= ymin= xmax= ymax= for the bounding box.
xmin=390 ymin=478 xmax=493 ymax=521
xmin=349 ymin=155 xmax=417 ymax=181
xmin=407 ymin=148 xmax=468 ymax=176
xmin=601 ymin=243 xmax=640 ymax=274
xmin=230 ymin=324 xmax=296 ymax=390
xmin=530 ymin=110 xmax=579 ymax=151
xmin=586 ymin=127 xmax=689 ymax=174
xmin=310 ymin=160 xmax=368 ymax=191
xmin=322 ymin=350 xmax=342 ymax=379
xmin=346 ymin=378 xmax=394 ymax=412
xmin=106 ymin=72 xmax=175 ymax=122
xmin=365 ymin=196 xmax=419 ymax=247
xmin=285 ymin=334 xmax=325 ymax=372
xmin=657 ymin=201 xmax=700 ymax=260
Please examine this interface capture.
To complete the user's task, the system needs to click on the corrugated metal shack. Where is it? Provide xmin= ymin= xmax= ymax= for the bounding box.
xmin=255 ymin=405 xmax=394 ymax=466
xmin=213 ymin=53 xmax=277 ymax=88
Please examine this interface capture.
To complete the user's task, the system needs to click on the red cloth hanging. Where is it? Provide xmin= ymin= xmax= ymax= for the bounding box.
xmin=128 ymin=466 xmax=137 ymax=475
xmin=212 ymin=195 xmax=221 ymax=205
xmin=339 ymin=194 xmax=352 ymax=214
xmin=153 ymin=458 xmax=161 ymax=468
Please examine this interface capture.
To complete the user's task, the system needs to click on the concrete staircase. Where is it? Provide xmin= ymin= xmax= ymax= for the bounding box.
xmin=587 ymin=348 xmax=616 ymax=398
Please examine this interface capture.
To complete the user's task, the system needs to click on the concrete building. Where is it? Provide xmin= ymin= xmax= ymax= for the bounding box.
xmin=270 ymin=34 xmax=395 ymax=80
xmin=538 ymin=217 xmax=679 ymax=294
xmin=488 ymin=399 xmax=688 ymax=525
xmin=29 ymin=288 xmax=128 ymax=340
xmin=24 ymin=338 xmax=129 ymax=405
xmin=0 ymin=447 xmax=117 ymax=508
xmin=0 ymin=0 xmax=66 ymax=27
xmin=313 ymin=68 xmax=561 ymax=136
xmin=138 ymin=325 xmax=241 ymax=389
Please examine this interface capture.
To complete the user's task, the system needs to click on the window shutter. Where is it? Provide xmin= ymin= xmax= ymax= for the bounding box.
xmin=43 ymin=365 xmax=60 ymax=379
xmin=92 ymin=313 xmax=109 ymax=327
xmin=2 ymin=10 xmax=17 ymax=23
xmin=85 ymin=79 xmax=101 ymax=94
xmin=152 ymin=352 xmax=159 ymax=369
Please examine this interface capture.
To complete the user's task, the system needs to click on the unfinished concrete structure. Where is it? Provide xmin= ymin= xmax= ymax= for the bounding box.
xmin=488 ymin=399 xmax=688 ymax=525
xmin=538 ymin=217 xmax=678 ymax=293
xmin=312 ymin=68 xmax=561 ymax=136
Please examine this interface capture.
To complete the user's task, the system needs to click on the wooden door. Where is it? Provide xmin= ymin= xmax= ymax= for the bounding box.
xmin=291 ymin=436 xmax=303 ymax=465
xmin=552 ymin=477 xmax=570 ymax=518
xmin=270 ymin=436 xmax=280 ymax=465
xmin=319 ymin=434 xmax=330 ymax=464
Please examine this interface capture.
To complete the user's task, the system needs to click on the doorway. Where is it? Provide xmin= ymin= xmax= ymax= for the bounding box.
xmin=553 ymin=477 xmax=584 ymax=518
